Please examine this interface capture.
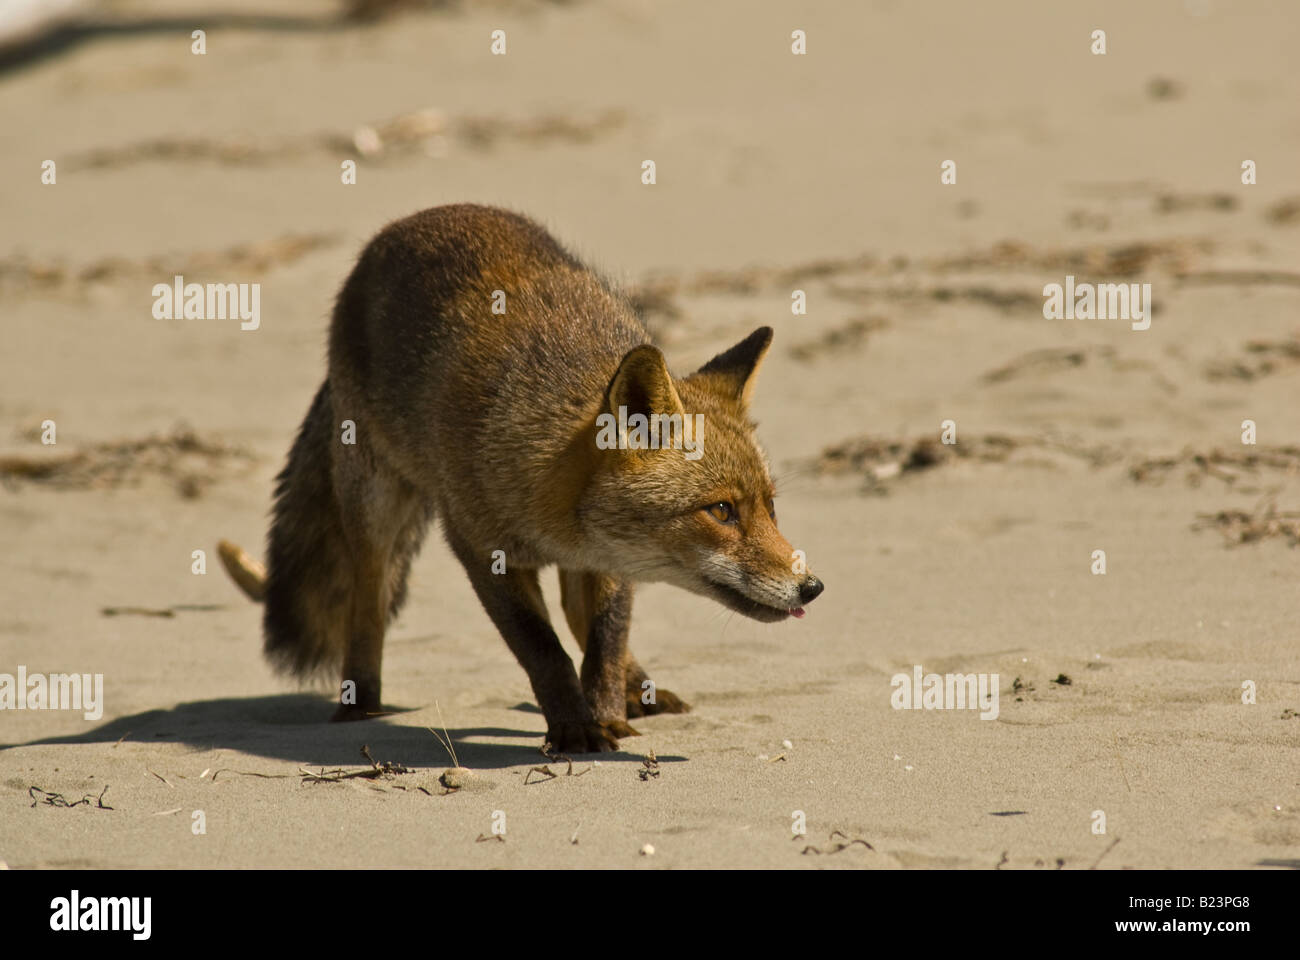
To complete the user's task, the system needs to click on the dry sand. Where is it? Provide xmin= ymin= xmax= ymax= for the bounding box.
xmin=1 ymin=0 xmax=1298 ymax=869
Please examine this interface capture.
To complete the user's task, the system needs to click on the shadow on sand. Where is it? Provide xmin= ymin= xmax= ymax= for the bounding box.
xmin=0 ymin=692 xmax=672 ymax=769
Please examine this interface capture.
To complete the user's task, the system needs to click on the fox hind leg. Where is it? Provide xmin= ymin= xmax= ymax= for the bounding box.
xmin=385 ymin=497 xmax=434 ymax=623
xmin=328 ymin=424 xmax=432 ymax=721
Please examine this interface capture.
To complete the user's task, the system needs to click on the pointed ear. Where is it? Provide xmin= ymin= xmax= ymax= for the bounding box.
xmin=606 ymin=344 xmax=685 ymax=419
xmin=692 ymin=326 xmax=773 ymax=406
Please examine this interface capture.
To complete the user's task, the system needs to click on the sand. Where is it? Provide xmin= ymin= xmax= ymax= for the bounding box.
xmin=1 ymin=0 xmax=1298 ymax=869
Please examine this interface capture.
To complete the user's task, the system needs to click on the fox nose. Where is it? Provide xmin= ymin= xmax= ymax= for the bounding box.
xmin=798 ymin=576 xmax=824 ymax=605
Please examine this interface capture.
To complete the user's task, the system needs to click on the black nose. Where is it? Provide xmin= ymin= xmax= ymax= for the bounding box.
xmin=798 ymin=576 xmax=824 ymax=604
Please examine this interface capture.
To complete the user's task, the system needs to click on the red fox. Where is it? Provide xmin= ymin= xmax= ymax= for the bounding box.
xmin=219 ymin=204 xmax=823 ymax=753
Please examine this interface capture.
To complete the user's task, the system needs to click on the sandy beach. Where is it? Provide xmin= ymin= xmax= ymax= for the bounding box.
xmin=1 ymin=0 xmax=1298 ymax=869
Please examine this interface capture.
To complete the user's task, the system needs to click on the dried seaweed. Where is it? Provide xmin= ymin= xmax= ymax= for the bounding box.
xmin=0 ymin=427 xmax=256 ymax=497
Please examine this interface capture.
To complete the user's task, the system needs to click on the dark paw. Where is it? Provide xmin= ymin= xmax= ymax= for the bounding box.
xmin=545 ymin=721 xmax=621 ymax=754
xmin=627 ymin=687 xmax=691 ymax=717
xmin=603 ymin=718 xmax=641 ymax=739
xmin=330 ymin=703 xmax=380 ymax=722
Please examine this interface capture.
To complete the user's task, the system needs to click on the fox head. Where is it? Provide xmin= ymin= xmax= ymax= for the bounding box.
xmin=578 ymin=326 xmax=824 ymax=622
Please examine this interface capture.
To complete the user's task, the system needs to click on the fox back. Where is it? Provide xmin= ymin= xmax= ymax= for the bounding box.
xmin=327 ymin=204 xmax=646 ymax=568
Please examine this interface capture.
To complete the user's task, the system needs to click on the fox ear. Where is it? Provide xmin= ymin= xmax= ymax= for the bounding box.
xmin=607 ymin=344 xmax=685 ymax=420
xmin=692 ymin=326 xmax=773 ymax=406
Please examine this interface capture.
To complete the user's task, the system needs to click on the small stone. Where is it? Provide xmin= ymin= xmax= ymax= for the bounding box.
xmin=353 ymin=125 xmax=383 ymax=156
xmin=782 ymin=739 xmax=793 ymax=750
xmin=640 ymin=843 xmax=655 ymax=856
xmin=439 ymin=767 xmax=475 ymax=790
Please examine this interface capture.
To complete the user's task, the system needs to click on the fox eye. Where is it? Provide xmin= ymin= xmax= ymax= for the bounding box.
xmin=766 ymin=498 xmax=776 ymax=520
xmin=705 ymin=502 xmax=736 ymax=524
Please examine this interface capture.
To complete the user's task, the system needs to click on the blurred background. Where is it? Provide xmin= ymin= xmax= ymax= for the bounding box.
xmin=1 ymin=0 xmax=1298 ymax=869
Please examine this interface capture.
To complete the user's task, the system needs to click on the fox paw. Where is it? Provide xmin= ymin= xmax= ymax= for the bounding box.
xmin=545 ymin=721 xmax=621 ymax=754
xmin=602 ymin=718 xmax=641 ymax=738
xmin=626 ymin=687 xmax=691 ymax=718
xmin=330 ymin=703 xmax=380 ymax=722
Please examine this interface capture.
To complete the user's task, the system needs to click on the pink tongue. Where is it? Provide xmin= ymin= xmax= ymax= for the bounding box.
xmin=790 ymin=607 xmax=806 ymax=619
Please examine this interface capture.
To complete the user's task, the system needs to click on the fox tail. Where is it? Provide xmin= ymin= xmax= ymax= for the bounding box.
xmin=217 ymin=539 xmax=267 ymax=602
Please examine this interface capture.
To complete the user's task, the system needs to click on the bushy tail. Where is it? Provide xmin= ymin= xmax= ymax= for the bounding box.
xmin=258 ymin=380 xmax=352 ymax=678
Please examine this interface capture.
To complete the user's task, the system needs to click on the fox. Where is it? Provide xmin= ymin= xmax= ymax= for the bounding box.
xmin=218 ymin=203 xmax=824 ymax=753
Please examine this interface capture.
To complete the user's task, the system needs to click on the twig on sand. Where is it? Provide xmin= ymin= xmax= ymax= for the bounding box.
xmin=29 ymin=785 xmax=112 ymax=810
xmin=209 ymin=769 xmax=296 ymax=783
xmin=1090 ymin=837 xmax=1121 ymax=870
xmin=300 ymin=746 xmax=412 ymax=784
xmin=526 ymin=746 xmax=591 ymax=785
xmin=524 ymin=765 xmax=559 ymax=785
xmin=801 ymin=830 xmax=874 ymax=856
xmin=299 ymin=767 xmax=368 ymax=783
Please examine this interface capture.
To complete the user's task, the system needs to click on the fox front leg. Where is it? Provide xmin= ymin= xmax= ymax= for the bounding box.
xmin=560 ymin=569 xmax=689 ymax=724
xmin=447 ymin=532 xmax=619 ymax=753
xmin=577 ymin=578 xmax=641 ymax=739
